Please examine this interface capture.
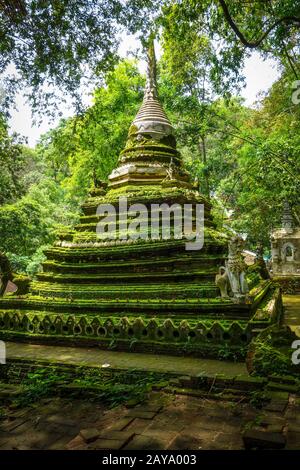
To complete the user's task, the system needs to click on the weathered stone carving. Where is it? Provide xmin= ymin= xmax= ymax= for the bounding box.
xmin=271 ymin=201 xmax=300 ymax=276
xmin=226 ymin=236 xmax=249 ymax=302
xmin=215 ymin=266 xmax=230 ymax=299
xmin=164 ymin=157 xmax=177 ymax=181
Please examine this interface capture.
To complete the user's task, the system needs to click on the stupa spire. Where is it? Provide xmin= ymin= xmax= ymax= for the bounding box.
xmin=108 ymin=36 xmax=192 ymax=189
xmin=144 ymin=38 xmax=158 ymax=100
xmin=132 ymin=38 xmax=174 ymax=139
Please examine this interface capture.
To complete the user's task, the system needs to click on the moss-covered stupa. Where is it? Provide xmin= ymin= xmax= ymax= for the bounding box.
xmin=0 ymin=42 xmax=282 ymax=358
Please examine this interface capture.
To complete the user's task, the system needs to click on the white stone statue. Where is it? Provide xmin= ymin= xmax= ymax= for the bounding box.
xmin=225 ymin=236 xmax=249 ymax=302
xmin=215 ymin=267 xmax=230 ymax=299
xmin=165 ymin=157 xmax=177 ymax=181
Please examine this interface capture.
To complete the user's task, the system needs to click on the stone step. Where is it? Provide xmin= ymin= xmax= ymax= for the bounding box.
xmin=35 ymin=269 xmax=220 ymax=285
xmin=0 ymin=297 xmax=248 ymax=317
xmin=29 ymin=282 xmax=219 ymax=300
xmin=41 ymin=254 xmax=225 ymax=274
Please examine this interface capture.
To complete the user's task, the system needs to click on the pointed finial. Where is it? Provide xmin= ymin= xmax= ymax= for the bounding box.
xmin=145 ymin=36 xmax=158 ymax=100
xmin=282 ymin=199 xmax=293 ymax=230
xmin=130 ymin=34 xmax=174 ymax=139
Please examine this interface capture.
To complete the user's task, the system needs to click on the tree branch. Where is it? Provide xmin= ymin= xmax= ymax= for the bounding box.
xmin=218 ymin=0 xmax=300 ymax=48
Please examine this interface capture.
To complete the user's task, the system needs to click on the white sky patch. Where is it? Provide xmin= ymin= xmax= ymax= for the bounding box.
xmin=240 ymin=52 xmax=280 ymax=106
xmin=7 ymin=37 xmax=280 ymax=147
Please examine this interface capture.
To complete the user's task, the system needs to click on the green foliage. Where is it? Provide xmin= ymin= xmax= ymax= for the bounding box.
xmin=13 ymin=367 xmax=165 ymax=409
xmin=72 ymin=374 xmax=154 ymax=408
xmin=248 ymin=392 xmax=268 ymax=409
xmin=1 ymin=1 xmax=299 ymax=115
xmin=159 ymin=46 xmax=300 ymax=247
xmin=37 ymin=60 xmax=144 ymax=201
xmin=159 ymin=0 xmax=300 ymax=93
xmin=249 ymin=325 xmax=300 ymax=378
xmin=0 ymin=60 xmax=145 ymax=273
xmin=15 ymin=368 xmax=68 ymax=407
xmin=0 ymin=179 xmax=78 ymax=271
xmin=215 ymin=66 xmax=300 ymax=246
xmin=217 ymin=343 xmax=246 ymax=362
xmin=0 ymin=0 xmax=161 ymax=114
xmin=0 ymin=117 xmax=30 ymax=205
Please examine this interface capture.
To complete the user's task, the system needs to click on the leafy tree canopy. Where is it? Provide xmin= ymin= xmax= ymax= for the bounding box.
xmin=0 ymin=0 xmax=158 ymax=114
xmin=160 ymin=0 xmax=300 ymax=95
xmin=1 ymin=1 xmax=300 ymax=113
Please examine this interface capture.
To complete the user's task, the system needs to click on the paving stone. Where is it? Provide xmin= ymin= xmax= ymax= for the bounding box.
xmin=169 ymin=433 xmax=203 ymax=450
xmin=12 ymin=445 xmax=33 ymax=450
xmin=18 ymin=430 xmax=65 ymax=450
xmin=267 ymin=382 xmax=298 ymax=393
xmin=189 ymin=418 xmax=223 ymax=432
xmin=0 ymin=440 xmax=9 ymax=449
xmin=288 ymin=423 xmax=300 ymax=433
xmin=35 ymin=420 xmax=78 ymax=437
xmin=108 ymin=417 xmax=134 ymax=431
xmin=233 ymin=375 xmax=267 ymax=391
xmin=178 ymin=376 xmax=193 ymax=388
xmin=79 ymin=428 xmax=100 ymax=443
xmin=125 ymin=398 xmax=142 ymax=409
xmin=221 ymin=422 xmax=243 ymax=434
xmin=267 ymin=391 xmax=290 ymax=400
xmin=66 ymin=434 xmax=86 ymax=450
xmin=0 ymin=384 xmax=23 ymax=398
xmin=47 ymin=436 xmax=72 ymax=450
xmin=243 ymin=429 xmax=286 ymax=449
xmin=142 ymin=429 xmax=178 ymax=443
xmin=136 ymin=404 xmax=163 ymax=413
xmin=190 ymin=429 xmax=220 ymax=442
xmin=285 ymin=409 xmax=300 ymax=421
xmin=144 ymin=417 xmax=185 ymax=433
xmin=126 ymin=410 xmax=157 ymax=420
xmin=268 ymin=375 xmax=296 ymax=386
xmin=214 ymin=375 xmax=236 ymax=387
xmin=46 ymin=415 xmax=77 ymax=426
xmin=124 ymin=418 xmax=151 ymax=434
xmin=215 ymin=432 xmax=244 ymax=450
xmin=124 ymin=435 xmax=166 ymax=450
xmin=0 ymin=418 xmax=28 ymax=432
xmin=199 ymin=440 xmax=231 ymax=450
xmin=99 ymin=430 xmax=135 ymax=442
xmin=7 ymin=408 xmax=29 ymax=420
xmin=266 ymin=424 xmax=285 ymax=433
xmin=260 ymin=414 xmax=286 ymax=432
xmin=265 ymin=401 xmax=288 ymax=413
xmin=229 ymin=441 xmax=244 ymax=450
xmin=88 ymin=438 xmax=128 ymax=450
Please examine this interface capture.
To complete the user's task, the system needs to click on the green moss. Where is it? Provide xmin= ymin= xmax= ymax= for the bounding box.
xmin=12 ymin=274 xmax=30 ymax=295
xmin=247 ymin=325 xmax=300 ymax=378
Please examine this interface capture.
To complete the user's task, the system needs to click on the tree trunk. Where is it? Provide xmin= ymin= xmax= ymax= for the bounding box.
xmin=199 ymin=135 xmax=210 ymax=198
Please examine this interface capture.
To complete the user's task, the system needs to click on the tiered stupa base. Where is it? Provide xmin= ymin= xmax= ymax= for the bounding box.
xmin=0 ymin=184 xmax=281 ymax=359
xmin=0 ymin=41 xmax=282 ymax=359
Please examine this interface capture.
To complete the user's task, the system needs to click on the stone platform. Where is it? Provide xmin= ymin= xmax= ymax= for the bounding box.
xmin=4 ymin=341 xmax=246 ymax=376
